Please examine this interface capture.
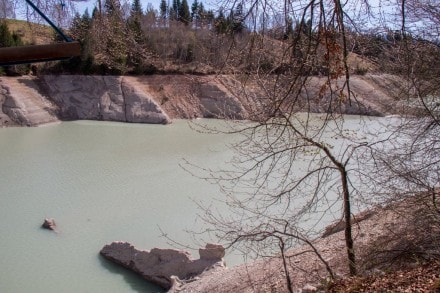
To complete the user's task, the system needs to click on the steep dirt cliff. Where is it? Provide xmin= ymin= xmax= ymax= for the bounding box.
xmin=0 ymin=74 xmax=404 ymax=127
xmin=0 ymin=76 xmax=58 ymax=126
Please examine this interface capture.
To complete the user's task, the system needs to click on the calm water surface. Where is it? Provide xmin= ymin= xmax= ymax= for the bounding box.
xmin=0 ymin=120 xmax=235 ymax=293
xmin=0 ymin=116 xmax=390 ymax=292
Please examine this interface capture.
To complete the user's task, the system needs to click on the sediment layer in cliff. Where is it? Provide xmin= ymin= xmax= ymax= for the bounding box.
xmin=0 ymin=74 xmax=404 ymax=127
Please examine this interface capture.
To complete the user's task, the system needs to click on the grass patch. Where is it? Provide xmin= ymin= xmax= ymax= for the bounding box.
xmin=4 ymin=19 xmax=52 ymax=45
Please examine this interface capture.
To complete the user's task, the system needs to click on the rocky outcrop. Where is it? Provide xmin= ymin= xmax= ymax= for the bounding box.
xmin=0 ymin=73 xmax=408 ymax=127
xmin=42 ymin=75 xmax=171 ymax=124
xmin=0 ymin=76 xmax=58 ymax=126
xmin=196 ymin=82 xmax=247 ymax=119
xmin=100 ymin=242 xmax=225 ymax=290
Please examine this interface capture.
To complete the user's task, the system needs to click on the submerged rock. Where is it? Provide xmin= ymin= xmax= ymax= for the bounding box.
xmin=100 ymin=242 xmax=225 ymax=289
xmin=42 ymin=218 xmax=56 ymax=231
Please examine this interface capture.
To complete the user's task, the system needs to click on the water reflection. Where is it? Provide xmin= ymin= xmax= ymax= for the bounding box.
xmin=0 ymin=117 xmax=392 ymax=292
xmin=0 ymin=120 xmax=233 ymax=293
xmin=98 ymin=254 xmax=164 ymax=293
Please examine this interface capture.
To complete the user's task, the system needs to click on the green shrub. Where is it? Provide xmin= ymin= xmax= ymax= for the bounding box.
xmin=355 ymin=66 xmax=368 ymax=75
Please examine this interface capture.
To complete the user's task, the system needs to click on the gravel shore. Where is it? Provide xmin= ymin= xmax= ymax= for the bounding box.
xmin=172 ymin=194 xmax=439 ymax=292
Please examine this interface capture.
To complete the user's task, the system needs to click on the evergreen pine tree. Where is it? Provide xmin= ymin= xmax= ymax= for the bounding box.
xmin=160 ymin=0 xmax=167 ymax=19
xmin=0 ymin=22 xmax=15 ymax=47
xmin=170 ymin=0 xmax=179 ymax=21
xmin=79 ymin=9 xmax=94 ymax=73
xmin=128 ymin=0 xmax=143 ymax=43
xmin=70 ymin=12 xmax=83 ymax=40
xmin=82 ymin=9 xmax=92 ymax=26
xmin=214 ymin=9 xmax=227 ymax=34
xmin=205 ymin=8 xmax=215 ymax=28
xmin=131 ymin=0 xmax=142 ymax=17
xmin=92 ymin=7 xmax=100 ymax=19
xmin=101 ymin=0 xmax=127 ymax=73
xmin=231 ymin=3 xmax=245 ymax=33
xmin=104 ymin=0 xmax=121 ymax=16
xmin=0 ymin=21 xmax=24 ymax=75
xmin=191 ymin=0 xmax=198 ymax=22
xmin=284 ymin=17 xmax=294 ymax=40
xmin=199 ymin=3 xmax=206 ymax=15
xmin=179 ymin=0 xmax=190 ymax=25
xmin=70 ymin=10 xmax=92 ymax=42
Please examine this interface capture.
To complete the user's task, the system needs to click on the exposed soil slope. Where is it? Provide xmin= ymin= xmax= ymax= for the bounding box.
xmin=172 ymin=194 xmax=439 ymax=292
xmin=0 ymin=76 xmax=58 ymax=126
xmin=0 ymin=73 xmax=408 ymax=127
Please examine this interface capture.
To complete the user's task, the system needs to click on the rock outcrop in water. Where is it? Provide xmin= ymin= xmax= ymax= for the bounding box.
xmin=100 ymin=242 xmax=225 ymax=289
xmin=41 ymin=218 xmax=57 ymax=231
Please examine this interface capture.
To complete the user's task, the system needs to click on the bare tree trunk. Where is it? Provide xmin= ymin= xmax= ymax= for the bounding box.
xmin=302 ymin=130 xmax=357 ymax=276
xmin=341 ymin=168 xmax=356 ymax=276
xmin=279 ymin=239 xmax=294 ymax=293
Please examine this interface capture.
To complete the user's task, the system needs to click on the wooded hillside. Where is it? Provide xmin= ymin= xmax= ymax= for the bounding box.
xmin=1 ymin=1 xmax=439 ymax=291
xmin=3 ymin=0 xmax=437 ymax=78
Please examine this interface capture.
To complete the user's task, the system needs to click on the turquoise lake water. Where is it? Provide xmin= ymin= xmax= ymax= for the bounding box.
xmin=0 ymin=116 xmax=391 ymax=292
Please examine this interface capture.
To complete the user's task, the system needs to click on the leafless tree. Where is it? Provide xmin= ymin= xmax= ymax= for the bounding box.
xmin=188 ymin=0 xmax=372 ymax=278
xmin=0 ymin=0 xmax=15 ymax=19
xmin=355 ymin=3 xmax=440 ymax=264
xmin=190 ymin=0 xmax=439 ymax=286
xmin=18 ymin=0 xmax=77 ymax=28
